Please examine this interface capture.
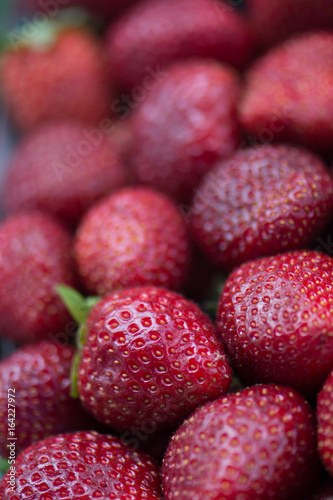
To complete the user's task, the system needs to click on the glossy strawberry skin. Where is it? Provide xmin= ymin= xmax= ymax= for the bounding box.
xmin=1 ymin=30 xmax=111 ymax=132
xmin=0 ymin=212 xmax=75 ymax=343
xmin=129 ymin=60 xmax=240 ymax=201
xmin=162 ymin=384 xmax=320 ymax=500
xmin=190 ymin=145 xmax=333 ymax=270
xmin=3 ymin=121 xmax=129 ymax=225
xmin=74 ymin=187 xmax=191 ymax=295
xmin=317 ymin=369 xmax=333 ymax=476
xmin=106 ymin=0 xmax=254 ymax=91
xmin=77 ymin=286 xmax=232 ymax=435
xmin=239 ymin=32 xmax=333 ymax=155
xmin=0 ymin=341 xmax=94 ymax=457
xmin=0 ymin=431 xmax=162 ymax=499
xmin=247 ymin=0 xmax=333 ymax=47
xmin=217 ymin=250 xmax=333 ymax=398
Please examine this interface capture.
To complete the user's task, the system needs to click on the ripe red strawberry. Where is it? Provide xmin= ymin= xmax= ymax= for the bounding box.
xmin=190 ymin=144 xmax=333 ymax=270
xmin=217 ymin=250 xmax=333 ymax=398
xmin=317 ymin=369 xmax=333 ymax=477
xmin=239 ymin=32 xmax=333 ymax=155
xmin=0 ymin=431 xmax=162 ymax=499
xmin=1 ymin=28 xmax=112 ymax=132
xmin=129 ymin=59 xmax=240 ymax=201
xmin=74 ymin=187 xmax=191 ymax=295
xmin=77 ymin=286 xmax=232 ymax=435
xmin=247 ymin=0 xmax=333 ymax=47
xmin=106 ymin=0 xmax=255 ymax=91
xmin=0 ymin=341 xmax=95 ymax=457
xmin=2 ymin=121 xmax=129 ymax=225
xmin=162 ymin=384 xmax=321 ymax=500
xmin=0 ymin=212 xmax=75 ymax=343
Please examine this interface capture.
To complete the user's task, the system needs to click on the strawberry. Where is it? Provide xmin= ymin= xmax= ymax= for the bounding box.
xmin=247 ymin=0 xmax=333 ymax=47
xmin=317 ymin=368 xmax=333 ymax=476
xmin=239 ymin=32 xmax=333 ymax=155
xmin=128 ymin=59 xmax=240 ymax=201
xmin=76 ymin=286 xmax=232 ymax=436
xmin=105 ymin=0 xmax=255 ymax=91
xmin=162 ymin=384 xmax=321 ymax=500
xmin=0 ymin=341 xmax=95 ymax=457
xmin=216 ymin=250 xmax=333 ymax=398
xmin=2 ymin=121 xmax=129 ymax=226
xmin=1 ymin=28 xmax=111 ymax=132
xmin=0 ymin=430 xmax=163 ymax=499
xmin=190 ymin=144 xmax=333 ymax=270
xmin=74 ymin=187 xmax=191 ymax=295
xmin=0 ymin=212 xmax=75 ymax=343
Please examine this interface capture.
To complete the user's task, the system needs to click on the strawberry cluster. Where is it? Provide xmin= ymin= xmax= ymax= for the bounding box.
xmin=1 ymin=0 xmax=333 ymax=498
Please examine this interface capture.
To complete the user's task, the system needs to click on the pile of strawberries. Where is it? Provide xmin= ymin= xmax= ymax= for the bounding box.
xmin=1 ymin=0 xmax=333 ymax=498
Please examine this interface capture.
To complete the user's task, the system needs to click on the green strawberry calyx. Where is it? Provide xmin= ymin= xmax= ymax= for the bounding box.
xmin=0 ymin=456 xmax=9 ymax=476
xmin=56 ymin=284 xmax=100 ymax=398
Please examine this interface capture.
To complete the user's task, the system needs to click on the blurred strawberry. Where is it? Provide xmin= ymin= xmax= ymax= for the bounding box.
xmin=2 ymin=121 xmax=129 ymax=226
xmin=317 ymin=369 xmax=333 ymax=477
xmin=247 ymin=0 xmax=333 ymax=47
xmin=74 ymin=187 xmax=191 ymax=295
xmin=0 ymin=212 xmax=75 ymax=343
xmin=190 ymin=144 xmax=333 ymax=270
xmin=1 ymin=27 xmax=112 ymax=132
xmin=162 ymin=385 xmax=321 ymax=500
xmin=0 ymin=431 xmax=162 ymax=499
xmin=129 ymin=59 xmax=240 ymax=201
xmin=0 ymin=341 xmax=95 ymax=457
xmin=239 ymin=32 xmax=333 ymax=155
xmin=106 ymin=0 xmax=255 ymax=91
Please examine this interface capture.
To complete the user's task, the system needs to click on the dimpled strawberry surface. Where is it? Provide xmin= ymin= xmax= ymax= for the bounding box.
xmin=1 ymin=0 xmax=333 ymax=498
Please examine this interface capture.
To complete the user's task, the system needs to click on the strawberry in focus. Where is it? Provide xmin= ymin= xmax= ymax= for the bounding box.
xmin=317 ymin=368 xmax=333 ymax=477
xmin=162 ymin=384 xmax=321 ymax=500
xmin=239 ymin=32 xmax=333 ymax=155
xmin=0 ymin=341 xmax=95 ymax=457
xmin=128 ymin=59 xmax=240 ymax=201
xmin=74 ymin=187 xmax=190 ymax=295
xmin=0 ymin=431 xmax=162 ymax=499
xmin=190 ymin=144 xmax=333 ymax=270
xmin=2 ymin=121 xmax=129 ymax=226
xmin=106 ymin=0 xmax=255 ymax=91
xmin=1 ymin=28 xmax=112 ymax=132
xmin=77 ymin=286 xmax=232 ymax=435
xmin=0 ymin=212 xmax=75 ymax=343
xmin=217 ymin=250 xmax=333 ymax=398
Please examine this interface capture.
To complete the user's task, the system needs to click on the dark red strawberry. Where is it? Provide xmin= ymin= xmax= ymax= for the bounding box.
xmin=239 ymin=32 xmax=333 ymax=155
xmin=1 ymin=28 xmax=112 ymax=132
xmin=2 ymin=121 xmax=129 ymax=225
xmin=162 ymin=384 xmax=321 ymax=500
xmin=247 ymin=0 xmax=333 ymax=47
xmin=0 ymin=341 xmax=95 ymax=457
xmin=190 ymin=144 xmax=333 ymax=270
xmin=317 ymin=369 xmax=333 ymax=477
xmin=0 ymin=212 xmax=75 ymax=343
xmin=129 ymin=59 xmax=240 ymax=201
xmin=76 ymin=286 xmax=232 ymax=435
xmin=309 ymin=481 xmax=333 ymax=500
xmin=74 ymin=187 xmax=191 ymax=295
xmin=0 ymin=431 xmax=162 ymax=499
xmin=217 ymin=250 xmax=333 ymax=398
xmin=106 ymin=0 xmax=254 ymax=91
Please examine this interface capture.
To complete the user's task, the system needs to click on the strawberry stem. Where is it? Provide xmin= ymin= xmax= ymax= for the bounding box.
xmin=0 ymin=457 xmax=9 ymax=476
